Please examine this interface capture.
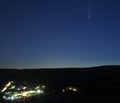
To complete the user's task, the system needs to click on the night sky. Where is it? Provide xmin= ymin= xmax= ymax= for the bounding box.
xmin=0 ymin=0 xmax=120 ymax=68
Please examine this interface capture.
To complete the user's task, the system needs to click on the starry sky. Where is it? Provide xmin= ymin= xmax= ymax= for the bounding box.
xmin=0 ymin=0 xmax=120 ymax=68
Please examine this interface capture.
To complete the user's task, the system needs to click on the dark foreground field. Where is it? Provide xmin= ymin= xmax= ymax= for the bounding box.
xmin=0 ymin=65 xmax=120 ymax=103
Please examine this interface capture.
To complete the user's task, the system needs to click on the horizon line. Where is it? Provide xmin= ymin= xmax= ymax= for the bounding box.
xmin=0 ymin=64 xmax=119 ymax=70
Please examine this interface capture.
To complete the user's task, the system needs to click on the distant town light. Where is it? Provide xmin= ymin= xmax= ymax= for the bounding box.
xmin=1 ymin=81 xmax=45 ymax=101
xmin=62 ymin=86 xmax=78 ymax=93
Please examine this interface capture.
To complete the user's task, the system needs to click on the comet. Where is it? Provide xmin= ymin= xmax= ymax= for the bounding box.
xmin=88 ymin=0 xmax=91 ymax=20
xmin=88 ymin=8 xmax=91 ymax=20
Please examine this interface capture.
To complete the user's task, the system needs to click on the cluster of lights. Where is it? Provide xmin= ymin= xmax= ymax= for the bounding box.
xmin=62 ymin=86 xmax=78 ymax=92
xmin=1 ymin=81 xmax=80 ymax=101
xmin=1 ymin=81 xmax=45 ymax=101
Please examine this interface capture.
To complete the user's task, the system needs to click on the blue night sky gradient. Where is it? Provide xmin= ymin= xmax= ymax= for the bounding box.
xmin=0 ymin=0 xmax=120 ymax=68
